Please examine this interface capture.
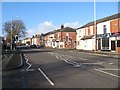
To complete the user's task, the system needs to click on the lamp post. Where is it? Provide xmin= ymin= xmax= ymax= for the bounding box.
xmin=94 ymin=0 xmax=97 ymax=52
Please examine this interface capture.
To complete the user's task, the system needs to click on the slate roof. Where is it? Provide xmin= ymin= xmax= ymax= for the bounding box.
xmin=43 ymin=31 xmax=55 ymax=36
xmin=76 ymin=13 xmax=120 ymax=30
xmin=56 ymin=27 xmax=76 ymax=32
xmin=44 ymin=27 xmax=76 ymax=36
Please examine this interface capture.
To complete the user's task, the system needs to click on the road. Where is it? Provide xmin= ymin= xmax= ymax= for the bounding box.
xmin=2 ymin=48 xmax=119 ymax=88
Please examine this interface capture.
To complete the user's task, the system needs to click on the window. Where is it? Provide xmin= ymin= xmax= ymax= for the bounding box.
xmin=117 ymin=40 xmax=120 ymax=47
xmin=85 ymin=29 xmax=88 ymax=36
xmin=77 ymin=41 xmax=80 ymax=45
xmin=90 ymin=26 xmax=93 ymax=35
xmin=66 ymin=33 xmax=69 ymax=42
xmin=79 ymin=30 xmax=81 ymax=36
xmin=66 ymin=36 xmax=69 ymax=42
xmin=103 ymin=25 xmax=107 ymax=34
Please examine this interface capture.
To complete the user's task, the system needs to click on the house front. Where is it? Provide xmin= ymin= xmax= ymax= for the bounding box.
xmin=21 ymin=38 xmax=31 ymax=45
xmin=76 ymin=24 xmax=95 ymax=51
xmin=110 ymin=18 xmax=120 ymax=52
xmin=54 ymin=25 xmax=76 ymax=49
xmin=31 ymin=35 xmax=41 ymax=46
xmin=97 ymin=20 xmax=111 ymax=51
xmin=97 ymin=14 xmax=120 ymax=52
xmin=44 ymin=31 xmax=55 ymax=48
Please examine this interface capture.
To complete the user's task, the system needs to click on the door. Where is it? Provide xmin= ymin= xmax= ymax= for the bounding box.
xmin=98 ymin=39 xmax=101 ymax=50
xmin=111 ymin=41 xmax=116 ymax=50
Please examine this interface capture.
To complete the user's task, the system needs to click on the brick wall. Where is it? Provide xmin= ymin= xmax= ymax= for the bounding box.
xmin=110 ymin=19 xmax=120 ymax=33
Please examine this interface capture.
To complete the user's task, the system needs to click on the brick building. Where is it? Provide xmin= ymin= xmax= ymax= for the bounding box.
xmin=53 ymin=25 xmax=76 ymax=49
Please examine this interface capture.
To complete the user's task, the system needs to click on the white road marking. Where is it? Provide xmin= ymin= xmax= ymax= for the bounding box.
xmin=48 ymin=52 xmax=103 ymax=67
xmin=24 ymin=54 xmax=35 ymax=72
xmin=95 ymin=69 xmax=120 ymax=78
xmin=82 ymin=62 xmax=103 ymax=65
xmin=62 ymin=58 xmax=75 ymax=65
xmin=80 ymin=58 xmax=88 ymax=60
xmin=98 ymin=68 xmax=120 ymax=71
xmin=109 ymin=63 xmax=113 ymax=65
xmin=56 ymin=56 xmax=60 ymax=59
xmin=83 ymin=52 xmax=109 ymax=56
xmin=26 ymin=69 xmax=35 ymax=71
xmin=38 ymin=68 xmax=54 ymax=86
xmin=67 ymin=60 xmax=79 ymax=65
xmin=69 ymin=51 xmax=73 ymax=52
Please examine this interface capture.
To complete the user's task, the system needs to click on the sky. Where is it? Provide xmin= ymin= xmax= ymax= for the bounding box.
xmin=1 ymin=2 xmax=119 ymax=38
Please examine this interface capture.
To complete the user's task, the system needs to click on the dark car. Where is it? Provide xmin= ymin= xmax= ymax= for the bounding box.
xmin=30 ymin=44 xmax=40 ymax=48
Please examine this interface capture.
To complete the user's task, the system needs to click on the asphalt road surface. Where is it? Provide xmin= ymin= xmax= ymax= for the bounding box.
xmin=2 ymin=48 xmax=120 ymax=89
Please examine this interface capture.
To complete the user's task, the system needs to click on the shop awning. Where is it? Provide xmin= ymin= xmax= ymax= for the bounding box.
xmin=110 ymin=32 xmax=120 ymax=37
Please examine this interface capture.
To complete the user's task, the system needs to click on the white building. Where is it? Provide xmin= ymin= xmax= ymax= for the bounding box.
xmin=76 ymin=26 xmax=95 ymax=51
xmin=76 ymin=13 xmax=120 ymax=52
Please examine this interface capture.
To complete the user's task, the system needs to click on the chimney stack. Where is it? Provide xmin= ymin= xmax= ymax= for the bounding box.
xmin=61 ymin=24 xmax=64 ymax=29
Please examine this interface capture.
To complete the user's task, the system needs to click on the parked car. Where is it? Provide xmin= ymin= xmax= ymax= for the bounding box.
xmin=30 ymin=44 xmax=40 ymax=48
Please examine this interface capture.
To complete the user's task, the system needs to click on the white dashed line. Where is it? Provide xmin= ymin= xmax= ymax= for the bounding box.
xmin=38 ymin=68 xmax=54 ymax=86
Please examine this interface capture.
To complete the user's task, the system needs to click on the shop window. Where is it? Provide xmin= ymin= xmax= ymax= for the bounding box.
xmin=117 ymin=40 xmax=120 ymax=47
xmin=102 ymin=38 xmax=109 ymax=47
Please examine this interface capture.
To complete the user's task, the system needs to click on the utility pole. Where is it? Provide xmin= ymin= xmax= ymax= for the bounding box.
xmin=94 ymin=0 xmax=97 ymax=52
xmin=10 ymin=20 xmax=13 ymax=50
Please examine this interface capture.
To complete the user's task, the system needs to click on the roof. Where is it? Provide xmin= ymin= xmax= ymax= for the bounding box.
xmin=76 ymin=13 xmax=120 ymax=30
xmin=56 ymin=27 xmax=76 ymax=32
xmin=44 ymin=27 xmax=76 ymax=36
xmin=43 ymin=31 xmax=55 ymax=36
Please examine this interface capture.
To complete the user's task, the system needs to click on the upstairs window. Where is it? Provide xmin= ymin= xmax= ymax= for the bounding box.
xmin=79 ymin=30 xmax=81 ymax=37
xmin=66 ymin=33 xmax=69 ymax=42
xmin=77 ymin=41 xmax=80 ymax=45
xmin=103 ymin=25 xmax=107 ymax=34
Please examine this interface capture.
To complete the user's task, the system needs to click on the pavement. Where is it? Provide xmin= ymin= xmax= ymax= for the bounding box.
xmin=46 ymin=48 xmax=120 ymax=59
xmin=2 ymin=48 xmax=119 ymax=88
xmin=2 ymin=50 xmax=23 ymax=70
xmin=78 ymin=50 xmax=120 ymax=59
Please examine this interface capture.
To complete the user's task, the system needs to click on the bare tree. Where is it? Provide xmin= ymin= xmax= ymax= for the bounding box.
xmin=3 ymin=19 xmax=27 ymax=43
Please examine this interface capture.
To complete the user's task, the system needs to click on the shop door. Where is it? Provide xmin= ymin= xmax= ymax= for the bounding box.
xmin=111 ymin=41 xmax=116 ymax=50
xmin=98 ymin=39 xmax=101 ymax=50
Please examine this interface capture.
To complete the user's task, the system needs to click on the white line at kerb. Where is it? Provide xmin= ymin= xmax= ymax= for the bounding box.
xmin=38 ymin=68 xmax=54 ymax=86
xmin=95 ymin=69 xmax=120 ymax=78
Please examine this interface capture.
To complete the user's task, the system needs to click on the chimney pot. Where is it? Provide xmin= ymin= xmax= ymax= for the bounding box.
xmin=61 ymin=24 xmax=64 ymax=29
